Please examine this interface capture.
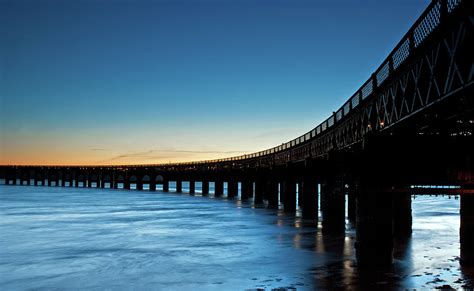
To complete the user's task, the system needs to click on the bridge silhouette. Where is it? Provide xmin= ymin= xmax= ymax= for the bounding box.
xmin=2 ymin=0 xmax=473 ymax=267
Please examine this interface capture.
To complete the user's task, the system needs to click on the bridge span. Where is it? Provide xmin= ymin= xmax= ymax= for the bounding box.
xmin=1 ymin=0 xmax=473 ymax=267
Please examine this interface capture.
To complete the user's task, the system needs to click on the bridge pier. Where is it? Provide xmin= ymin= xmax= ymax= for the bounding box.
xmin=149 ymin=182 xmax=156 ymax=191
xmin=241 ymin=179 xmax=252 ymax=200
xmin=254 ymin=179 xmax=264 ymax=204
xmin=282 ymin=179 xmax=297 ymax=212
xmin=163 ymin=181 xmax=169 ymax=192
xmin=215 ymin=180 xmax=224 ymax=197
xmin=392 ymin=193 xmax=412 ymax=239
xmin=355 ymin=190 xmax=394 ymax=267
xmin=460 ymin=194 xmax=474 ymax=266
xmin=202 ymin=180 xmax=209 ymax=196
xmin=321 ymin=178 xmax=345 ymax=233
xmin=266 ymin=180 xmax=279 ymax=207
xmin=227 ymin=180 xmax=238 ymax=198
xmin=136 ymin=180 xmax=143 ymax=190
xmin=301 ymin=178 xmax=318 ymax=219
xmin=124 ymin=179 xmax=130 ymax=190
xmin=176 ymin=180 xmax=182 ymax=193
xmin=189 ymin=180 xmax=195 ymax=195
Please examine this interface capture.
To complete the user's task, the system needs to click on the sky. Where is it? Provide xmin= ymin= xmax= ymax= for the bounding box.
xmin=0 ymin=0 xmax=430 ymax=165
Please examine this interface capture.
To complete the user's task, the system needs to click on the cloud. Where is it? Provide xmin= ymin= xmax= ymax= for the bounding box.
xmin=93 ymin=148 xmax=249 ymax=164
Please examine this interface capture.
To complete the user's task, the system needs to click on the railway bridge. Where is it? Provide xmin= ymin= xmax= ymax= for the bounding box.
xmin=2 ymin=0 xmax=473 ymax=267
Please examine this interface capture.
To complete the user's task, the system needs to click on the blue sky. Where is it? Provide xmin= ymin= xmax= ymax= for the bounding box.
xmin=0 ymin=0 xmax=430 ymax=165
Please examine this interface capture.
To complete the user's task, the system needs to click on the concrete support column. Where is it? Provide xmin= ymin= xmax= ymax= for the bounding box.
xmin=392 ymin=193 xmax=412 ymax=239
xmin=241 ymin=180 xmax=252 ymax=200
xmin=74 ymin=179 xmax=79 ymax=187
xmin=266 ymin=180 xmax=279 ymax=207
xmin=137 ymin=180 xmax=143 ymax=190
xmin=189 ymin=181 xmax=195 ymax=195
xmin=163 ymin=181 xmax=169 ymax=192
xmin=61 ymin=178 xmax=66 ymax=187
xmin=48 ymin=178 xmax=52 ymax=187
xmin=214 ymin=180 xmax=223 ymax=197
xmin=202 ymin=180 xmax=209 ymax=196
xmin=321 ymin=177 xmax=345 ymax=233
xmin=149 ymin=182 xmax=156 ymax=191
xmin=282 ymin=179 xmax=297 ymax=212
xmin=301 ymin=178 xmax=318 ymax=219
xmin=124 ymin=179 xmax=130 ymax=190
xmin=97 ymin=179 xmax=102 ymax=188
xmin=176 ymin=180 xmax=182 ymax=193
xmin=254 ymin=179 xmax=265 ymax=204
xmin=5 ymin=177 xmax=10 ymax=185
xmin=100 ymin=179 xmax=106 ymax=188
xmin=460 ymin=194 xmax=474 ymax=266
xmin=227 ymin=180 xmax=238 ymax=198
xmin=87 ymin=179 xmax=92 ymax=188
xmin=355 ymin=191 xmax=394 ymax=267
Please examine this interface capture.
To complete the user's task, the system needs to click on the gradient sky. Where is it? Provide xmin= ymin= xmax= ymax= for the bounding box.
xmin=0 ymin=0 xmax=430 ymax=165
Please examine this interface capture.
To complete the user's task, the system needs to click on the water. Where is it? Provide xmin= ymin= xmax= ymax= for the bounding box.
xmin=0 ymin=185 xmax=473 ymax=290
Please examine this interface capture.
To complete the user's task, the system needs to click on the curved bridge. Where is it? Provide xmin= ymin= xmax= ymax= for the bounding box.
xmin=2 ymin=0 xmax=473 ymax=267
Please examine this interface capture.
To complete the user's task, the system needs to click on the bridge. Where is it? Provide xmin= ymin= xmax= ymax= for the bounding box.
xmin=2 ymin=0 xmax=473 ymax=267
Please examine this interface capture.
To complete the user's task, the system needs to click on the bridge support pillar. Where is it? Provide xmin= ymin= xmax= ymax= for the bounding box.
xmin=355 ymin=190 xmax=394 ymax=267
xmin=241 ymin=180 xmax=252 ymax=200
xmin=176 ymin=180 xmax=182 ymax=193
xmin=266 ymin=180 xmax=279 ymax=207
xmin=189 ymin=181 xmax=195 ymax=195
xmin=460 ymin=194 xmax=474 ymax=266
xmin=392 ymin=193 xmax=412 ymax=239
xmin=149 ymin=182 xmax=156 ymax=191
xmin=163 ymin=181 xmax=169 ymax=192
xmin=301 ymin=178 xmax=318 ymax=219
xmin=137 ymin=181 xmax=143 ymax=190
xmin=282 ymin=179 xmax=297 ymax=212
xmin=215 ymin=180 xmax=223 ymax=197
xmin=321 ymin=178 xmax=345 ymax=233
xmin=254 ymin=179 xmax=264 ymax=204
xmin=227 ymin=180 xmax=238 ymax=198
xmin=202 ymin=180 xmax=209 ymax=196
xmin=124 ymin=179 xmax=130 ymax=190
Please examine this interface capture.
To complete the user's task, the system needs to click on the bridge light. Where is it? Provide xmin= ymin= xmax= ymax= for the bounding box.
xmin=380 ymin=121 xmax=385 ymax=127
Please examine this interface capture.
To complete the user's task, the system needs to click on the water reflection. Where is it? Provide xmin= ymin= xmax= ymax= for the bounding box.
xmin=0 ymin=186 xmax=472 ymax=289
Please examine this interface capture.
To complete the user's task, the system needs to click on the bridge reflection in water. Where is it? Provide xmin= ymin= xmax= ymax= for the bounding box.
xmin=2 ymin=0 xmax=473 ymax=269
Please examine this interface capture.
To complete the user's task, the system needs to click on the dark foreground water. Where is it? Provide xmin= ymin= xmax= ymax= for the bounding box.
xmin=0 ymin=185 xmax=473 ymax=290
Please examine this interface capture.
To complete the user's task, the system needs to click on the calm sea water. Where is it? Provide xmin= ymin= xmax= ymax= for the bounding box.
xmin=0 ymin=184 xmax=473 ymax=290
